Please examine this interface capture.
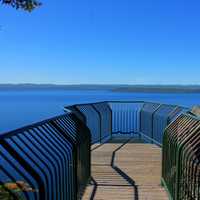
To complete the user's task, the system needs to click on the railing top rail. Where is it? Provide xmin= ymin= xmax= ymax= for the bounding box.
xmin=184 ymin=111 xmax=200 ymax=120
xmin=64 ymin=100 xmax=188 ymax=110
xmin=0 ymin=113 xmax=76 ymax=140
xmin=65 ymin=100 xmax=145 ymax=108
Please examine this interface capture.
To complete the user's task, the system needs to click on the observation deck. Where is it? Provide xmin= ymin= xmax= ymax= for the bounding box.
xmin=1 ymin=101 xmax=200 ymax=200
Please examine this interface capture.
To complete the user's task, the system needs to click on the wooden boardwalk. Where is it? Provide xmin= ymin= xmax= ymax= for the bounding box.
xmin=81 ymin=138 xmax=168 ymax=200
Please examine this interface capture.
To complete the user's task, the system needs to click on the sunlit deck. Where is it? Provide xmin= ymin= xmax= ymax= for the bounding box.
xmin=82 ymin=138 xmax=168 ymax=200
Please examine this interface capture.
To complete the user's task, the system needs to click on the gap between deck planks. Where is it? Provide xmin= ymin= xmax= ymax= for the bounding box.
xmin=81 ymin=138 xmax=168 ymax=200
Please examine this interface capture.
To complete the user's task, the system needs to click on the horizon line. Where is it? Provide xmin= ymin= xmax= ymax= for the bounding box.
xmin=0 ymin=83 xmax=200 ymax=86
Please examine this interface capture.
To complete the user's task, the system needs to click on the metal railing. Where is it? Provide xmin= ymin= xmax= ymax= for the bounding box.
xmin=109 ymin=102 xmax=142 ymax=135
xmin=0 ymin=113 xmax=91 ymax=200
xmin=162 ymin=112 xmax=200 ymax=200
xmin=0 ymin=100 xmax=189 ymax=200
xmin=65 ymin=101 xmax=186 ymax=146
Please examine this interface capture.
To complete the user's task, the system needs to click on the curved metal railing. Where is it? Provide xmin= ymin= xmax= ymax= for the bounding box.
xmin=65 ymin=101 xmax=187 ymax=145
xmin=0 ymin=113 xmax=91 ymax=200
xmin=0 ymin=100 xmax=190 ymax=200
xmin=162 ymin=112 xmax=200 ymax=200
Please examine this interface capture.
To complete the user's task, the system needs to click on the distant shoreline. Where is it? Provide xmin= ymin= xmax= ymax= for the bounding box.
xmin=0 ymin=84 xmax=200 ymax=93
xmin=112 ymin=86 xmax=200 ymax=93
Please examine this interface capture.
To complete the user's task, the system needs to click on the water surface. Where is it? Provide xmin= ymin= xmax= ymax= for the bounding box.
xmin=0 ymin=90 xmax=199 ymax=133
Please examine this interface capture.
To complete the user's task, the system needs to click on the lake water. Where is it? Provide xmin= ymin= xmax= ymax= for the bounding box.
xmin=0 ymin=90 xmax=199 ymax=133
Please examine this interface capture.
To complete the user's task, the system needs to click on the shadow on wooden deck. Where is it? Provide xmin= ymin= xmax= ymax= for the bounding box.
xmin=90 ymin=138 xmax=139 ymax=200
xmin=82 ymin=137 xmax=168 ymax=200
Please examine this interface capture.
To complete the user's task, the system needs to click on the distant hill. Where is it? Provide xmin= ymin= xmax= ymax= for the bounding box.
xmin=112 ymin=85 xmax=200 ymax=93
xmin=0 ymin=84 xmax=200 ymax=93
xmin=0 ymin=84 xmax=118 ymax=91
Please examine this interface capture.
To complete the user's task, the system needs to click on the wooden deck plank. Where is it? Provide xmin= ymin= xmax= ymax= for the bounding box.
xmin=82 ymin=139 xmax=168 ymax=200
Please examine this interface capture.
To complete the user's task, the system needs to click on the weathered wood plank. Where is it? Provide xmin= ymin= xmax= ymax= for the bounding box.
xmin=82 ymin=139 xmax=168 ymax=200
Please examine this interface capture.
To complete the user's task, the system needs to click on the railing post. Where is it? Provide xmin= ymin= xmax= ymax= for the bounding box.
xmin=175 ymin=146 xmax=181 ymax=200
xmin=107 ymin=102 xmax=113 ymax=140
xmin=91 ymin=104 xmax=102 ymax=143
xmin=151 ymin=104 xmax=162 ymax=143
xmin=65 ymin=105 xmax=87 ymax=124
xmin=139 ymin=103 xmax=145 ymax=140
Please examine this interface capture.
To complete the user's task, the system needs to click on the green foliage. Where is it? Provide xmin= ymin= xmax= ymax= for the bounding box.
xmin=0 ymin=181 xmax=36 ymax=200
xmin=0 ymin=184 xmax=22 ymax=200
xmin=0 ymin=0 xmax=41 ymax=11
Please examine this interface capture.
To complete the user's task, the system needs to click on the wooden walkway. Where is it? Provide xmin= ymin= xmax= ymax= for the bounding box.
xmin=81 ymin=138 xmax=168 ymax=200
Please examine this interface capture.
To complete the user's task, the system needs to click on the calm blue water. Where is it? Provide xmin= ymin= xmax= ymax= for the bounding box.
xmin=0 ymin=90 xmax=199 ymax=133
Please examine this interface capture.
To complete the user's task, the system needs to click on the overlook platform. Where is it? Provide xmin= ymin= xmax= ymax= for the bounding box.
xmin=82 ymin=138 xmax=168 ymax=200
xmin=2 ymin=101 xmax=200 ymax=200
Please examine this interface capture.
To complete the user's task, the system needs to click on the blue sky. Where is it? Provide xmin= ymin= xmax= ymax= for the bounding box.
xmin=0 ymin=0 xmax=200 ymax=84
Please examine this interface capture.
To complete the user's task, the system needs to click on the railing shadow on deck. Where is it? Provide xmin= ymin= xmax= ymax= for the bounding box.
xmin=88 ymin=137 xmax=139 ymax=200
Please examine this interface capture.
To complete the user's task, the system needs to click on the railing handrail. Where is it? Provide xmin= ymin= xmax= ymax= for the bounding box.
xmin=65 ymin=100 xmax=188 ymax=110
xmin=0 ymin=113 xmax=71 ymax=140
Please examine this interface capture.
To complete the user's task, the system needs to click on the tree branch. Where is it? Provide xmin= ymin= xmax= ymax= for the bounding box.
xmin=0 ymin=0 xmax=42 ymax=11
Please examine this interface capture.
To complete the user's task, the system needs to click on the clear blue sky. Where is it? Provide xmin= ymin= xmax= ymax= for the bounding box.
xmin=0 ymin=0 xmax=200 ymax=84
